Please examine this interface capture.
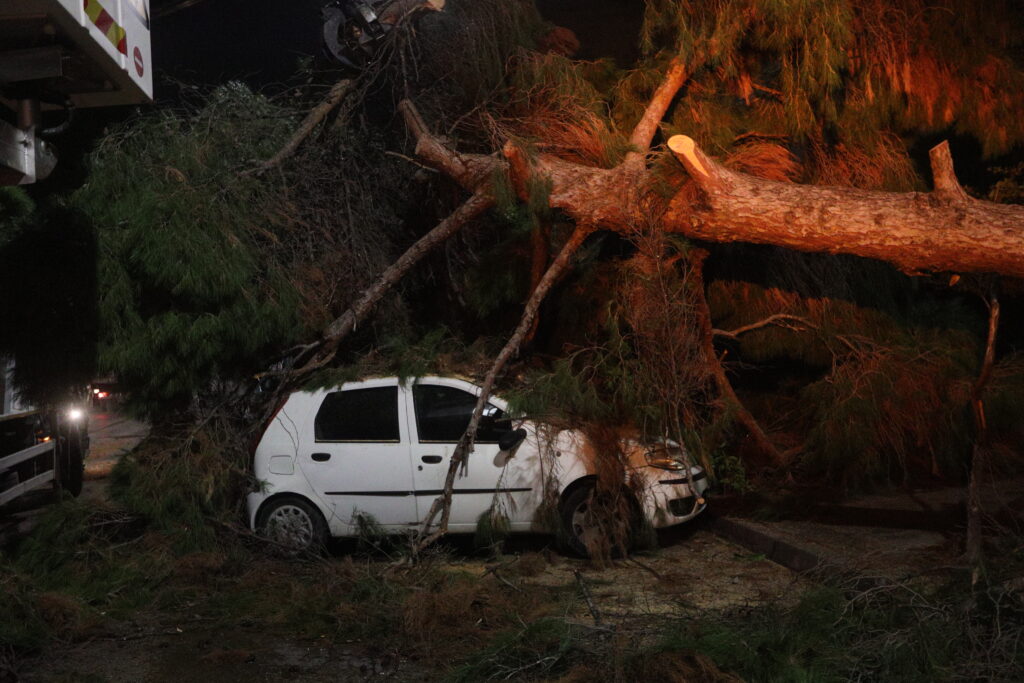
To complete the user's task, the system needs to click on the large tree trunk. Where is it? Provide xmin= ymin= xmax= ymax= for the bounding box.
xmin=667 ymin=137 xmax=1024 ymax=278
xmin=401 ymin=108 xmax=1024 ymax=278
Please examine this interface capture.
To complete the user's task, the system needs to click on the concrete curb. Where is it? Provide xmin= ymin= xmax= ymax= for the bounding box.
xmin=708 ymin=514 xmax=822 ymax=573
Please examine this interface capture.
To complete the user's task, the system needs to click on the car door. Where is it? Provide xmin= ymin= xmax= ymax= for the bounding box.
xmin=301 ymin=379 xmax=418 ymax=533
xmin=407 ymin=379 xmax=537 ymax=531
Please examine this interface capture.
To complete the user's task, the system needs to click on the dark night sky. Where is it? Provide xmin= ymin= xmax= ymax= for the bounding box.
xmin=150 ymin=0 xmax=642 ymax=96
xmin=151 ymin=0 xmax=324 ymax=95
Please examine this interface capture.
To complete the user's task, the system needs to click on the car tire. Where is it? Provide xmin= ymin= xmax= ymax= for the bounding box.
xmin=256 ymin=496 xmax=329 ymax=554
xmin=57 ymin=435 xmax=84 ymax=497
xmin=559 ymin=482 xmax=638 ymax=559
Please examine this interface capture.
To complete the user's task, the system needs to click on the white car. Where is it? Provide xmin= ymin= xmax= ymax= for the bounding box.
xmin=247 ymin=376 xmax=709 ymax=554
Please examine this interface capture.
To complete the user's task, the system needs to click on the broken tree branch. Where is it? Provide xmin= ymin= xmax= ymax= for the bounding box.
xmin=284 ymin=100 xmax=499 ymax=379
xmin=415 ymin=224 xmax=593 ymax=551
xmin=398 ymin=99 xmax=500 ymax=192
xmin=690 ymin=250 xmax=786 ymax=467
xmin=929 ymin=140 xmax=970 ymax=203
xmin=625 ymin=56 xmax=691 ymax=166
xmin=713 ymin=314 xmax=815 ymax=339
xmin=966 ymin=286 xmax=1000 ymax=575
xmin=400 ymin=61 xmax=1024 ymax=282
xmin=250 ymin=80 xmax=354 ymax=174
xmin=292 ymin=192 xmax=495 ymax=377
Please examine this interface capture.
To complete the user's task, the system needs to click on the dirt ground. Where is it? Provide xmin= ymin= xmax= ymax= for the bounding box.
xmin=14 ymin=525 xmax=802 ymax=683
xmin=12 ymin=407 xmax=1014 ymax=682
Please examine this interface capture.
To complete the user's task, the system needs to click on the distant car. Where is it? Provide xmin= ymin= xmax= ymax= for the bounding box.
xmin=247 ymin=376 xmax=709 ymax=555
xmin=88 ymin=380 xmax=121 ymax=407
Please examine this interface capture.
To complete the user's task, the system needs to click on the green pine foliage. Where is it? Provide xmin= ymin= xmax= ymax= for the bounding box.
xmin=75 ymin=84 xmax=305 ymax=414
xmin=412 ymin=0 xmax=550 ymax=131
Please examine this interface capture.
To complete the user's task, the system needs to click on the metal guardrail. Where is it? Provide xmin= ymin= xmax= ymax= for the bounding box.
xmin=0 ymin=440 xmax=55 ymax=507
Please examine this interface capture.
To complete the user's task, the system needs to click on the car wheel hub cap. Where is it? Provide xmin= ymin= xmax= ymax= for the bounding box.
xmin=267 ymin=505 xmax=314 ymax=548
xmin=570 ymin=501 xmax=601 ymax=549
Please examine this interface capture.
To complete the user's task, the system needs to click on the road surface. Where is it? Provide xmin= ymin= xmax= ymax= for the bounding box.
xmin=80 ymin=406 xmax=149 ymax=503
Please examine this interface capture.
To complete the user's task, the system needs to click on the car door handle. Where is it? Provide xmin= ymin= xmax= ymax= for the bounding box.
xmin=311 ymin=452 xmax=331 ymax=462
xmin=421 ymin=455 xmax=443 ymax=464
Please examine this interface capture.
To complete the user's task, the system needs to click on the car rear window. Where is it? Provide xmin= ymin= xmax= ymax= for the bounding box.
xmin=314 ymin=386 xmax=399 ymax=442
xmin=412 ymin=385 xmax=509 ymax=443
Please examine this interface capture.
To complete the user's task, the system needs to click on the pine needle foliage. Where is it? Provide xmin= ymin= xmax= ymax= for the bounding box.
xmin=707 ymin=244 xmax=992 ymax=486
xmin=75 ymin=84 xmax=305 ymax=414
xmin=508 ymin=230 xmax=714 ymax=465
xmin=799 ymin=345 xmax=974 ymax=488
xmin=411 ymin=0 xmax=550 ymax=137
xmin=494 ymin=53 xmax=631 ymax=167
xmin=642 ymin=0 xmax=1024 ymax=157
xmin=109 ymin=431 xmax=248 ymax=552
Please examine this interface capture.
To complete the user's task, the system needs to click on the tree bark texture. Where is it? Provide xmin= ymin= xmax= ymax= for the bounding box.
xmin=668 ymin=136 xmax=1024 ymax=279
xmin=405 ymin=110 xmax=1024 ymax=279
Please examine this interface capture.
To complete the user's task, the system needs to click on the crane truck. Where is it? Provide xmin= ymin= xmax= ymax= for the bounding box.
xmin=0 ymin=0 xmax=151 ymax=510
xmin=1 ymin=0 xmax=152 ymax=184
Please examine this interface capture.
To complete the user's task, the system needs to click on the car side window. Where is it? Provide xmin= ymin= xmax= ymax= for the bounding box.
xmin=413 ymin=385 xmax=510 ymax=443
xmin=314 ymin=386 xmax=399 ymax=442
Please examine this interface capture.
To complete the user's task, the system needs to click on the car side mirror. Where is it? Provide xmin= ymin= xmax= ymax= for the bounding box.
xmin=498 ymin=428 xmax=527 ymax=452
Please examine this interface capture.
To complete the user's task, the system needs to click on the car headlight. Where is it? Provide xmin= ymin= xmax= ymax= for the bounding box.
xmin=67 ymin=407 xmax=85 ymax=421
xmin=644 ymin=446 xmax=687 ymax=471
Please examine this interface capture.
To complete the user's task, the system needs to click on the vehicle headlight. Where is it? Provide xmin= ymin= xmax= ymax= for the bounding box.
xmin=644 ymin=446 xmax=687 ymax=471
xmin=67 ymin=407 xmax=85 ymax=421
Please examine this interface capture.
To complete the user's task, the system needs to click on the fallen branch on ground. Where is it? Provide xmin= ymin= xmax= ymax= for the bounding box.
xmin=414 ymin=224 xmax=593 ymax=551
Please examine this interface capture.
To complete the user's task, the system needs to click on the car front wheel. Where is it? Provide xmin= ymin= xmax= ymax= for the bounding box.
xmin=54 ymin=434 xmax=84 ymax=497
xmin=559 ymin=483 xmax=638 ymax=559
xmin=257 ymin=496 xmax=328 ymax=554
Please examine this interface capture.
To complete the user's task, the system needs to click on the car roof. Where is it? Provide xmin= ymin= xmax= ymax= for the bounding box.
xmin=293 ymin=375 xmax=510 ymax=410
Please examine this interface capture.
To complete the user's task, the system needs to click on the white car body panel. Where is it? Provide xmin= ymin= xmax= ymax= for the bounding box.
xmin=247 ymin=376 xmax=709 ymax=538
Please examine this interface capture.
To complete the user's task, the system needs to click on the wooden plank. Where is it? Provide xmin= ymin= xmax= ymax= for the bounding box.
xmin=0 ymin=469 xmax=54 ymax=506
xmin=0 ymin=440 xmax=55 ymax=472
xmin=0 ymin=409 xmax=42 ymax=423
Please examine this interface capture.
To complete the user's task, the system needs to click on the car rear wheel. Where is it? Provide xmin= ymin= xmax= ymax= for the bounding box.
xmin=257 ymin=496 xmax=328 ymax=554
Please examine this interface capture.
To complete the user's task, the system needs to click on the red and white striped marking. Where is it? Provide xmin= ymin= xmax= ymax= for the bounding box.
xmin=133 ymin=46 xmax=144 ymax=76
